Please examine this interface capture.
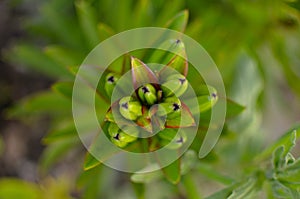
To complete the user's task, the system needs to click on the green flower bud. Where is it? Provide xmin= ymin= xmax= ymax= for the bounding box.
xmin=104 ymin=73 xmax=119 ymax=97
xmin=162 ymin=74 xmax=188 ymax=97
xmin=164 ymin=131 xmax=187 ymax=149
xmin=108 ymin=123 xmax=138 ymax=148
xmin=138 ymin=84 xmax=157 ymax=105
xmin=156 ymin=96 xmax=181 ymax=119
xmin=158 ymin=129 xmax=187 ymax=149
xmin=119 ymin=96 xmax=142 ymax=120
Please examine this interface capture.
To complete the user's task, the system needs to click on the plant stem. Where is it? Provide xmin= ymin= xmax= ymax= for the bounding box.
xmin=182 ymin=173 xmax=203 ymax=199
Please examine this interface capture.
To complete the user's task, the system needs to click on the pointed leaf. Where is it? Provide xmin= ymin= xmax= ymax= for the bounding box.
xmin=40 ymin=138 xmax=79 ymax=172
xmin=165 ymin=10 xmax=189 ymax=32
xmin=44 ymin=45 xmax=83 ymax=67
xmin=43 ymin=121 xmax=76 ymax=144
xmin=228 ymin=178 xmax=258 ymax=199
xmin=131 ymin=57 xmax=158 ymax=90
xmin=97 ymin=23 xmax=114 ymax=41
xmin=132 ymin=182 xmax=145 ymax=199
xmin=84 ymin=152 xmax=101 ymax=171
xmin=161 ymin=158 xmax=181 ymax=184
xmin=52 ymin=82 xmax=73 ymax=99
xmin=7 ymin=44 xmax=72 ymax=79
xmin=256 ymin=127 xmax=300 ymax=162
xmin=226 ymin=99 xmax=246 ymax=119
xmin=75 ymin=0 xmax=100 ymax=48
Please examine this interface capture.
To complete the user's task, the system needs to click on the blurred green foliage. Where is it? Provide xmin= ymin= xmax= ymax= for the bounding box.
xmin=2 ymin=0 xmax=300 ymax=198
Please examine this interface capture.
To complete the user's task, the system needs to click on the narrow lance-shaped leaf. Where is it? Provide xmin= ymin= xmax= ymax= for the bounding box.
xmin=165 ymin=10 xmax=189 ymax=33
xmin=161 ymin=158 xmax=181 ymax=184
xmin=97 ymin=23 xmax=115 ymax=42
xmin=7 ymin=44 xmax=72 ymax=79
xmin=131 ymin=57 xmax=159 ymax=90
xmin=52 ymin=82 xmax=73 ymax=99
xmin=255 ymin=127 xmax=300 ymax=162
xmin=44 ymin=45 xmax=83 ymax=67
xmin=84 ymin=152 xmax=101 ymax=171
xmin=75 ymin=0 xmax=100 ymax=49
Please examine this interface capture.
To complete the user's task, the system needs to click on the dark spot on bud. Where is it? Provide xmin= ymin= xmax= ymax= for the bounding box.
xmin=113 ymin=133 xmax=120 ymax=140
xmin=142 ymin=86 xmax=149 ymax=93
xmin=211 ymin=93 xmax=217 ymax=98
xmin=107 ymin=76 xmax=115 ymax=83
xmin=176 ymin=39 xmax=181 ymax=44
xmin=176 ymin=136 xmax=183 ymax=143
xmin=173 ymin=103 xmax=180 ymax=111
xmin=121 ymin=102 xmax=128 ymax=109
xmin=179 ymin=78 xmax=186 ymax=85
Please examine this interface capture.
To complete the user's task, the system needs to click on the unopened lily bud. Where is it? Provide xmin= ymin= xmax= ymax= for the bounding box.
xmin=104 ymin=73 xmax=120 ymax=97
xmin=162 ymin=74 xmax=188 ymax=97
xmin=164 ymin=131 xmax=187 ymax=149
xmin=138 ymin=84 xmax=157 ymax=105
xmin=158 ymin=129 xmax=187 ymax=149
xmin=157 ymin=96 xmax=181 ymax=119
xmin=119 ymin=96 xmax=142 ymax=120
xmin=108 ymin=123 xmax=138 ymax=148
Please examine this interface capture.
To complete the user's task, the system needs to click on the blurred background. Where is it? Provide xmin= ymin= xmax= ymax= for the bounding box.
xmin=0 ymin=0 xmax=300 ymax=198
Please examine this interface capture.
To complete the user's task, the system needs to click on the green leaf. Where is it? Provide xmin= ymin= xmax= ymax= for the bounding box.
xmin=43 ymin=121 xmax=77 ymax=144
xmin=130 ymin=164 xmax=163 ymax=183
xmin=165 ymin=10 xmax=189 ymax=32
xmin=131 ymin=57 xmax=159 ymax=90
xmin=273 ymin=146 xmax=285 ymax=170
xmin=284 ymin=159 xmax=300 ymax=173
xmin=6 ymin=91 xmax=71 ymax=120
xmin=84 ymin=152 xmax=101 ymax=171
xmin=157 ymin=128 xmax=177 ymax=141
xmin=52 ymin=82 xmax=73 ymax=99
xmin=161 ymin=158 xmax=181 ymax=184
xmin=0 ymin=179 xmax=42 ymax=199
xmin=97 ymin=23 xmax=115 ymax=42
xmin=181 ymin=150 xmax=198 ymax=175
xmin=75 ymin=0 xmax=100 ymax=48
xmin=40 ymin=137 xmax=80 ymax=172
xmin=197 ymin=163 xmax=235 ymax=185
xmin=182 ymin=173 xmax=202 ymax=199
xmin=39 ymin=1 xmax=85 ymax=50
xmin=226 ymin=99 xmax=246 ymax=119
xmin=165 ymin=103 xmax=195 ymax=128
xmin=271 ymin=181 xmax=295 ymax=199
xmin=228 ymin=178 xmax=258 ymax=199
xmin=44 ymin=45 xmax=83 ymax=67
xmin=132 ymin=182 xmax=145 ymax=199
xmin=7 ymin=44 xmax=72 ymax=79
xmin=256 ymin=127 xmax=300 ymax=162
xmin=205 ymin=185 xmax=236 ymax=199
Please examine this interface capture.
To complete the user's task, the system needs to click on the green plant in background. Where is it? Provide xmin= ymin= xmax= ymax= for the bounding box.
xmin=1 ymin=0 xmax=300 ymax=198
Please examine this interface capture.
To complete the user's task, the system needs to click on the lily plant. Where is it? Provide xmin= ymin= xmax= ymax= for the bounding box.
xmin=102 ymin=40 xmax=218 ymax=151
